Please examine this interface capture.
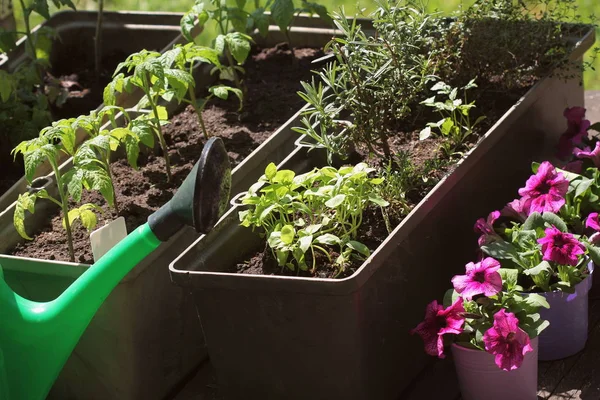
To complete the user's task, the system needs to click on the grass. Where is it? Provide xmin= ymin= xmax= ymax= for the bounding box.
xmin=13 ymin=0 xmax=600 ymax=89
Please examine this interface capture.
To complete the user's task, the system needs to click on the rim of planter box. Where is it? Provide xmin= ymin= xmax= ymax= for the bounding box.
xmin=0 ymin=10 xmax=186 ymax=68
xmin=0 ymin=21 xmax=346 ymax=278
xmin=168 ymin=26 xmax=596 ymax=293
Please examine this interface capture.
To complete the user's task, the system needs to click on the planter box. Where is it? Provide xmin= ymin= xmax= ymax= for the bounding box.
xmin=0 ymin=22 xmax=339 ymax=400
xmin=0 ymin=10 xmax=188 ymax=211
xmin=168 ymin=29 xmax=596 ymax=399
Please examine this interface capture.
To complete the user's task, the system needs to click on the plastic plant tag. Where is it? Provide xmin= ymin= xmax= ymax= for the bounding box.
xmin=90 ymin=217 xmax=128 ymax=262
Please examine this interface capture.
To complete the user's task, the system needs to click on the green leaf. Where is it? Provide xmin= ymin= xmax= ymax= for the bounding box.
xmin=347 ymin=240 xmax=370 ymax=257
xmin=523 ymin=212 xmax=544 ymax=231
xmin=523 ymin=261 xmax=552 ymax=277
xmin=265 ymin=163 xmax=277 ymax=180
xmin=153 ymin=106 xmax=169 ymax=121
xmin=419 ymin=126 xmax=431 ymax=140
xmin=481 ymin=241 xmax=522 ymax=263
xmin=325 ymin=194 xmax=346 ymax=208
xmin=590 ymin=122 xmax=600 ymax=133
xmin=250 ymin=8 xmax=270 ymax=37
xmin=181 ymin=11 xmax=197 ymax=42
xmin=270 ymin=0 xmax=295 ymax=34
xmin=298 ymin=235 xmax=312 ymax=253
xmin=228 ymin=7 xmax=249 ymax=34
xmin=542 ymin=212 xmax=568 ymax=233
xmin=65 ymin=204 xmax=101 ymax=232
xmin=14 ymin=192 xmax=37 ymax=240
xmin=369 ymin=195 xmax=389 ymax=207
xmin=65 ymin=168 xmax=85 ymax=202
xmin=498 ymin=268 xmax=519 ymax=289
xmin=442 ymin=289 xmax=460 ymax=307
xmin=302 ymin=2 xmax=333 ymax=26
xmin=315 ymin=233 xmax=340 ymax=245
xmin=276 ymin=249 xmax=289 ymax=266
xmin=0 ymin=70 xmax=14 ymax=102
xmin=31 ymin=0 xmax=51 ymax=19
xmin=586 ymin=242 xmax=600 ymax=266
xmin=281 ymin=225 xmax=295 ymax=245
xmin=104 ymin=73 xmax=124 ymax=106
xmin=124 ymin=135 xmax=141 ymax=170
xmin=525 ymin=293 xmax=550 ymax=310
xmin=225 ymin=32 xmax=252 ymax=64
xmin=273 ymin=170 xmax=295 ymax=184
xmin=214 ymin=34 xmax=226 ymax=55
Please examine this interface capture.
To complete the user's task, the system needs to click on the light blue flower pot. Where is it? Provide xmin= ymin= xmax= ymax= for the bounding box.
xmin=538 ymin=264 xmax=594 ymax=361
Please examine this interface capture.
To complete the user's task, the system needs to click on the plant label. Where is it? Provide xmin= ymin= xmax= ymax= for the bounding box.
xmin=90 ymin=217 xmax=128 ymax=262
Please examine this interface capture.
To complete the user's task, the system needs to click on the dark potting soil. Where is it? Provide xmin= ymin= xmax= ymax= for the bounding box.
xmin=10 ymin=44 xmax=325 ymax=263
xmin=235 ymin=206 xmax=393 ymax=279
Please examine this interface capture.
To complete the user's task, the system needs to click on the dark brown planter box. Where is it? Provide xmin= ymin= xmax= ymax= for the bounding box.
xmin=168 ymin=28 xmax=596 ymax=400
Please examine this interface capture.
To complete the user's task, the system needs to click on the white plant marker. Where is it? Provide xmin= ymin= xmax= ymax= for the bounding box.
xmin=90 ymin=217 xmax=128 ymax=262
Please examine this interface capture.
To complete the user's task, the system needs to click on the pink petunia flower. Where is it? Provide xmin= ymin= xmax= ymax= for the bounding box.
xmin=557 ymin=107 xmax=591 ymax=159
xmin=537 ymin=226 xmax=585 ymax=266
xmin=451 ymin=258 xmax=503 ymax=300
xmin=483 ymin=309 xmax=533 ymax=371
xmin=586 ymin=212 xmax=600 ymax=231
xmin=573 ymin=141 xmax=600 ymax=168
xmin=501 ymin=198 xmax=529 ymax=222
xmin=517 ymin=161 xmax=568 ymax=214
xmin=474 ymin=211 xmax=501 ymax=246
xmin=410 ymin=299 xmax=465 ymax=358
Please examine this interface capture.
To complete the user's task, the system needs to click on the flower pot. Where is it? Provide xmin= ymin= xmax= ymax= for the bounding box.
xmin=0 ymin=10 xmax=189 ymax=208
xmin=169 ymin=26 xmax=595 ymax=399
xmin=538 ymin=265 xmax=594 ymax=361
xmin=451 ymin=337 xmax=539 ymax=400
xmin=0 ymin=21 xmax=343 ymax=400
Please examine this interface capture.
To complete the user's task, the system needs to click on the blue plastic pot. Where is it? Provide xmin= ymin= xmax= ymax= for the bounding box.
xmin=538 ymin=264 xmax=594 ymax=361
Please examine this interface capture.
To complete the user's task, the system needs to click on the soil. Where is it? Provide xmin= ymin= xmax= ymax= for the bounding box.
xmin=10 ymin=44 xmax=325 ymax=263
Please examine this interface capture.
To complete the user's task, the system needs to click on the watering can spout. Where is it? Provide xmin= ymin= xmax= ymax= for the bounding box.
xmin=0 ymin=137 xmax=231 ymax=400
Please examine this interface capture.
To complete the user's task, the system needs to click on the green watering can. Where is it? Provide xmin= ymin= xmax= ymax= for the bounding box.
xmin=0 ymin=137 xmax=231 ymax=400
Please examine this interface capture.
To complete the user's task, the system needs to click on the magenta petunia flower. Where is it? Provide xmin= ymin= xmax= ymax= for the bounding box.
xmin=483 ymin=309 xmax=533 ymax=371
xmin=474 ymin=211 xmax=501 ymax=246
xmin=501 ymin=198 xmax=529 ymax=221
xmin=586 ymin=212 xmax=600 ymax=231
xmin=410 ymin=299 xmax=465 ymax=358
xmin=573 ymin=141 xmax=600 ymax=168
xmin=557 ymin=107 xmax=591 ymax=159
xmin=451 ymin=258 xmax=503 ymax=300
xmin=517 ymin=161 xmax=568 ymax=214
xmin=537 ymin=226 xmax=585 ymax=266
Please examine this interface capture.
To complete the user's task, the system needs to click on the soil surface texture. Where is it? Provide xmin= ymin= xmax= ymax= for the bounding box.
xmin=10 ymin=44 xmax=324 ymax=263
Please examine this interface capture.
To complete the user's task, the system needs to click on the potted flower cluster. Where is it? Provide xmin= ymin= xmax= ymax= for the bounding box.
xmin=0 ymin=2 xmax=336 ymax=399
xmin=168 ymin=1 xmax=598 ymax=398
xmin=412 ymin=256 xmax=549 ymax=400
xmin=473 ymin=107 xmax=600 ymax=361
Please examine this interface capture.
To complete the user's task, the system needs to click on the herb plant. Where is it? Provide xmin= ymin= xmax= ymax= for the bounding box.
xmin=13 ymin=118 xmax=115 ymax=262
xmin=239 ymin=162 xmax=388 ymax=277
xmin=419 ymin=79 xmax=485 ymax=158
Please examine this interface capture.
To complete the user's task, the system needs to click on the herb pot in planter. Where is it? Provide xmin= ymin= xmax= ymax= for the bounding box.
xmin=538 ymin=264 xmax=594 ymax=360
xmin=452 ymin=337 xmax=539 ymax=400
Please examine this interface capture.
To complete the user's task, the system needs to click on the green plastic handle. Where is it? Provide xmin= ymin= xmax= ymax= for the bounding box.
xmin=0 ymin=223 xmax=161 ymax=400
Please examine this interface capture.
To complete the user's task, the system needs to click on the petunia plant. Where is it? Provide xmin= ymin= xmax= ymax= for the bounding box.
xmin=474 ymin=159 xmax=600 ymax=293
xmin=412 ymin=257 xmax=549 ymax=371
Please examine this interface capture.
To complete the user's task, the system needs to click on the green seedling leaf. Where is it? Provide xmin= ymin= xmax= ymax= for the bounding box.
xmin=64 ymin=203 xmax=102 ymax=232
xmin=265 ymin=163 xmax=277 ymax=180
xmin=315 ymin=233 xmax=340 ymax=245
xmin=325 ymin=194 xmax=346 ymax=208
xmin=281 ymin=225 xmax=296 ymax=245
xmin=250 ymin=8 xmax=270 ymax=37
xmin=369 ymin=195 xmax=389 ymax=207
xmin=525 ymin=293 xmax=550 ymax=310
xmin=225 ymin=32 xmax=252 ymax=64
xmin=271 ymin=0 xmax=295 ymax=34
xmin=298 ymin=235 xmax=313 ymax=253
xmin=14 ymin=192 xmax=37 ymax=240
xmin=443 ymin=289 xmax=460 ymax=307
xmin=347 ymin=240 xmax=370 ymax=257
xmin=419 ymin=126 xmax=431 ymax=140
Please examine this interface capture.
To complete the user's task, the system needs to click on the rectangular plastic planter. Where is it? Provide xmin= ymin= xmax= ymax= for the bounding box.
xmin=168 ymin=28 xmax=596 ymax=400
xmin=0 ymin=10 xmax=188 ymax=211
xmin=0 ymin=23 xmax=341 ymax=400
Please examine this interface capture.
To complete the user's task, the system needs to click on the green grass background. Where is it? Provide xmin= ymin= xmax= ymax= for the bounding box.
xmin=14 ymin=0 xmax=600 ymax=89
